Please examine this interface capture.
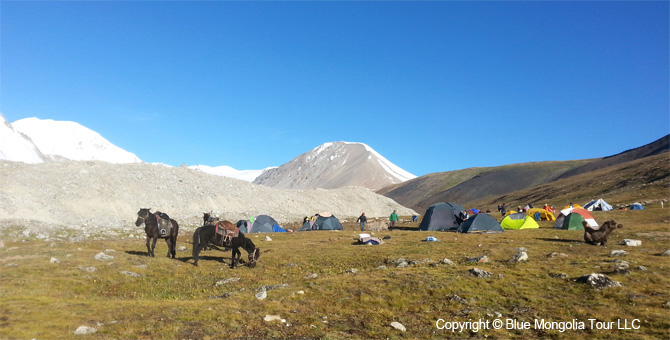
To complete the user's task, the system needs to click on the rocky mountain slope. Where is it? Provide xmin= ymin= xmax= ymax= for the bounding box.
xmin=0 ymin=161 xmax=416 ymax=234
xmin=379 ymin=135 xmax=670 ymax=212
xmin=253 ymin=142 xmax=416 ymax=190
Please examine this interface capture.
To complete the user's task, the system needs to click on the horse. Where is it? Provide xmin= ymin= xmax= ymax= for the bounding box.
xmin=192 ymin=220 xmax=260 ymax=268
xmin=135 ymin=208 xmax=179 ymax=258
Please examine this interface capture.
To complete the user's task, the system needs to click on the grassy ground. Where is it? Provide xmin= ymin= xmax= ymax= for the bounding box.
xmin=1 ymin=208 xmax=669 ymax=339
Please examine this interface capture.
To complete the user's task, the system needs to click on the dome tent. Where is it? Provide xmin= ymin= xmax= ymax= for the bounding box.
xmin=630 ymin=203 xmax=644 ymax=210
xmin=418 ymin=202 xmax=466 ymax=231
xmin=501 ymin=213 xmax=540 ymax=230
xmin=456 ymin=213 xmax=503 ymax=233
xmin=583 ymin=198 xmax=613 ymax=211
xmin=554 ymin=207 xmax=598 ymax=229
xmin=300 ymin=215 xmax=343 ymax=231
xmin=237 ymin=215 xmax=286 ymax=233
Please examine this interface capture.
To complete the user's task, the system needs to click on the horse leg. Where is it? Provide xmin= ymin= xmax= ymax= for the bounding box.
xmin=165 ymin=237 xmax=173 ymax=258
xmin=145 ymin=236 xmax=152 ymax=257
xmin=150 ymin=237 xmax=158 ymax=257
xmin=231 ymin=248 xmax=239 ymax=268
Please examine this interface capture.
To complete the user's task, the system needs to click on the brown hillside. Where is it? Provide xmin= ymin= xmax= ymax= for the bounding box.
xmin=469 ymin=152 xmax=670 ymax=211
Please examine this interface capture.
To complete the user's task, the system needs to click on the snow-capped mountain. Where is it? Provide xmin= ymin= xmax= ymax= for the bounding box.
xmin=0 ymin=114 xmax=47 ymax=163
xmin=253 ymin=141 xmax=416 ymax=190
xmin=11 ymin=117 xmax=141 ymax=163
xmin=188 ymin=164 xmax=275 ymax=182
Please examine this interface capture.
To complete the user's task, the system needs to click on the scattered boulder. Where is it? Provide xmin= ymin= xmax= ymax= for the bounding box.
xmin=660 ymin=250 xmax=670 ymax=256
xmin=255 ymin=291 xmax=267 ymax=300
xmin=547 ymin=252 xmax=568 ymax=259
xmin=94 ymin=252 xmax=114 ymax=261
xmin=510 ymin=252 xmax=528 ymax=263
xmin=304 ymin=273 xmax=318 ymax=279
xmin=390 ymin=321 xmax=406 ymax=332
xmin=620 ymin=239 xmax=641 ymax=247
xmin=636 ymin=265 xmax=648 ymax=271
xmin=50 ymin=257 xmax=60 ymax=264
xmin=450 ymin=295 xmax=468 ymax=304
xmin=577 ymin=273 xmax=621 ymax=289
xmin=263 ymin=315 xmax=284 ymax=323
xmin=215 ymin=278 xmax=241 ymax=286
xmin=440 ymin=259 xmax=455 ymax=265
xmin=256 ymin=283 xmax=289 ymax=292
xmin=610 ymin=250 xmax=628 ymax=256
xmin=264 ymin=236 xmax=272 ymax=241
xmin=469 ymin=268 xmax=492 ymax=278
xmin=74 ymin=326 xmax=97 ymax=335
xmin=346 ymin=268 xmax=358 ymax=274
xmin=177 ymin=246 xmax=188 ymax=251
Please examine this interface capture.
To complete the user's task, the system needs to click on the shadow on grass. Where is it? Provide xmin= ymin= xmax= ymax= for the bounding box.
xmin=536 ymin=237 xmax=583 ymax=243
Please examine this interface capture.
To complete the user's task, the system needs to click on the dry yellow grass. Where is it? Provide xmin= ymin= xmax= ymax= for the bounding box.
xmin=1 ymin=207 xmax=669 ymax=339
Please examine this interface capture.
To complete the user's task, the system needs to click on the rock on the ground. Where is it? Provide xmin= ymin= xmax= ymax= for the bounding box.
xmin=390 ymin=321 xmax=406 ymax=331
xmin=510 ymin=252 xmax=528 ymax=263
xmin=577 ymin=273 xmax=621 ymax=289
xmin=74 ymin=326 xmax=97 ymax=335
xmin=469 ymin=268 xmax=492 ymax=278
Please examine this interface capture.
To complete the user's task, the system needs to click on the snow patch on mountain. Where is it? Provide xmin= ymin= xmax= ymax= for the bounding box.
xmin=188 ymin=164 xmax=274 ymax=182
xmin=0 ymin=114 xmax=46 ymax=163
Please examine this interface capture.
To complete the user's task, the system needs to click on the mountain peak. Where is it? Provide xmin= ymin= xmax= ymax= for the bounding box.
xmin=253 ymin=141 xmax=416 ymax=190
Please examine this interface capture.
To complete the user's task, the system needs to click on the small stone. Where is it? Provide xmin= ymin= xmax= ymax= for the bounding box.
xmin=79 ymin=266 xmax=97 ymax=273
xmin=636 ymin=265 xmax=648 ymax=271
xmin=74 ymin=326 xmax=97 ymax=335
xmin=549 ymin=273 xmax=568 ymax=279
xmin=263 ymin=314 xmax=282 ymax=322
xmin=178 ymin=246 xmax=187 ymax=251
xmin=610 ymin=250 xmax=627 ymax=256
xmin=94 ymin=252 xmax=114 ymax=261
xmin=620 ymin=239 xmax=641 ymax=247
xmin=390 ymin=321 xmax=406 ymax=331
xmin=50 ymin=257 xmax=60 ymax=264
xmin=304 ymin=273 xmax=318 ymax=279
xmin=255 ymin=291 xmax=267 ymax=300
xmin=264 ymin=236 xmax=272 ymax=241
xmin=440 ymin=259 xmax=455 ymax=265
xmin=120 ymin=271 xmax=141 ymax=278
xmin=510 ymin=252 xmax=528 ymax=263
xmin=547 ymin=252 xmax=568 ymax=259
xmin=296 ymin=290 xmax=305 ymax=295
xmin=376 ymin=265 xmax=388 ymax=270
xmin=346 ymin=268 xmax=358 ymax=274
xmin=469 ymin=268 xmax=492 ymax=278
xmin=660 ymin=250 xmax=670 ymax=256
xmin=396 ymin=261 xmax=408 ymax=268
xmin=450 ymin=295 xmax=467 ymax=304
xmin=215 ymin=277 xmax=241 ymax=286
xmin=516 ymin=247 xmax=527 ymax=252
xmin=577 ymin=273 xmax=621 ymax=289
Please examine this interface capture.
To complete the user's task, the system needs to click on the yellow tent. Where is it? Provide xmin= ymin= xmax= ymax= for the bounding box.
xmin=526 ymin=208 xmax=556 ymax=221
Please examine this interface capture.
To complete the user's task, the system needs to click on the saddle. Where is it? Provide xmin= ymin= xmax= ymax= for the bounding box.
xmin=215 ymin=221 xmax=239 ymax=246
xmin=154 ymin=212 xmax=172 ymax=236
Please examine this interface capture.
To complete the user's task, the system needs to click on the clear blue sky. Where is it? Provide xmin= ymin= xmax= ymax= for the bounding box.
xmin=1 ymin=1 xmax=668 ymax=177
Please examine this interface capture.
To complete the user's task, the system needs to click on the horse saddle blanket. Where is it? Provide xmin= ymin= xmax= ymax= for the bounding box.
xmin=155 ymin=214 xmax=172 ymax=236
xmin=215 ymin=222 xmax=239 ymax=245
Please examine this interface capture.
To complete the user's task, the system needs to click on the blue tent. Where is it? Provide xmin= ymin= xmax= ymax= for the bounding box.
xmin=630 ymin=203 xmax=644 ymax=210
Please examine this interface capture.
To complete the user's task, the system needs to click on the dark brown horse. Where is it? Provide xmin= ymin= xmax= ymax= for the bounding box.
xmin=135 ymin=208 xmax=179 ymax=258
xmin=192 ymin=220 xmax=260 ymax=268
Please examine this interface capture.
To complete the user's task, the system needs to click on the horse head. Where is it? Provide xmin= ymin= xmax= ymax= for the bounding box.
xmin=248 ymin=247 xmax=260 ymax=268
xmin=135 ymin=208 xmax=151 ymax=226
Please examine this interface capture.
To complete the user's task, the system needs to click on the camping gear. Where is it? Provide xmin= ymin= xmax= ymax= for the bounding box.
xmin=630 ymin=203 xmax=644 ymax=210
xmin=456 ymin=213 xmax=504 ymax=233
xmin=423 ymin=236 xmax=439 ymax=242
xmin=501 ymin=213 xmax=540 ymax=230
xmin=583 ymin=198 xmax=613 ymax=211
xmin=360 ymin=236 xmax=384 ymax=245
xmin=418 ymin=202 xmax=466 ymax=231
xmin=299 ymin=215 xmax=343 ymax=231
xmin=237 ymin=215 xmax=286 ymax=233
xmin=526 ymin=208 xmax=555 ymax=221
xmin=553 ymin=207 xmax=598 ymax=229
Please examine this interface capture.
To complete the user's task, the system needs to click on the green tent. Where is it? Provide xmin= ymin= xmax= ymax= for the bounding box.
xmin=300 ymin=215 xmax=343 ymax=231
xmin=456 ymin=213 xmax=504 ymax=233
xmin=501 ymin=213 xmax=540 ymax=230
xmin=561 ymin=213 xmax=585 ymax=230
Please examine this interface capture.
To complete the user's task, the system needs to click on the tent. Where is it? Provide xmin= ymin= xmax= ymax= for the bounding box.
xmin=456 ymin=213 xmax=504 ymax=233
xmin=418 ymin=202 xmax=466 ymax=231
xmin=631 ymin=203 xmax=644 ymax=210
xmin=554 ymin=207 xmax=598 ymax=230
xmin=300 ymin=215 xmax=343 ymax=231
xmin=237 ymin=215 xmax=286 ymax=233
xmin=583 ymin=199 xmax=613 ymax=211
xmin=526 ymin=208 xmax=556 ymax=221
xmin=501 ymin=213 xmax=540 ymax=230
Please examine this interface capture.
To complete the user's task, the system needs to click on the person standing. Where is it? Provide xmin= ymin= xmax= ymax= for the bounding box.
xmin=356 ymin=213 xmax=367 ymax=231
xmin=389 ymin=210 xmax=399 ymax=228
xmin=501 ymin=204 xmax=507 ymax=217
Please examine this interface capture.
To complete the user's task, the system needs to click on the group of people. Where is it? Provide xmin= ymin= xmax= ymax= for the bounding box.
xmin=356 ymin=210 xmax=399 ymax=231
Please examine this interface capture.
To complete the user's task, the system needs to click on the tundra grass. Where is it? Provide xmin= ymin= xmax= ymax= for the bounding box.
xmin=1 ymin=208 xmax=669 ymax=339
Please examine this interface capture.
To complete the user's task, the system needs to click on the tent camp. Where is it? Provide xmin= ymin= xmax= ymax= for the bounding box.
xmin=237 ymin=215 xmax=286 ymax=233
xmin=526 ymin=208 xmax=556 ymax=221
xmin=300 ymin=215 xmax=343 ymax=231
xmin=418 ymin=202 xmax=466 ymax=231
xmin=554 ymin=207 xmax=598 ymax=230
xmin=501 ymin=213 xmax=540 ymax=230
xmin=631 ymin=203 xmax=644 ymax=210
xmin=583 ymin=199 xmax=613 ymax=211
xmin=456 ymin=213 xmax=503 ymax=233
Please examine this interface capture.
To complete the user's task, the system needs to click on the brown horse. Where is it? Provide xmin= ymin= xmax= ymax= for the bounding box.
xmin=192 ymin=220 xmax=260 ymax=268
xmin=135 ymin=208 xmax=179 ymax=258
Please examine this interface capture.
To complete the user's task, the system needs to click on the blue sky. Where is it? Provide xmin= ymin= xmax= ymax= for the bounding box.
xmin=1 ymin=1 xmax=668 ymax=177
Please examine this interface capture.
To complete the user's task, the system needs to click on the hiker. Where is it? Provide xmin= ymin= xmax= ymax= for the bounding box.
xmin=411 ymin=215 xmax=418 ymax=222
xmin=518 ymin=205 xmax=523 ymax=213
xmin=500 ymin=204 xmax=507 ymax=217
xmin=389 ymin=210 xmax=399 ymax=228
xmin=457 ymin=210 xmax=469 ymax=224
xmin=543 ymin=203 xmax=550 ymax=211
xmin=356 ymin=213 xmax=367 ymax=231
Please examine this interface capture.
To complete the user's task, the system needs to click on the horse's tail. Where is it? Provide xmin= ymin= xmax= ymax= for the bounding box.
xmin=192 ymin=227 xmax=201 ymax=258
